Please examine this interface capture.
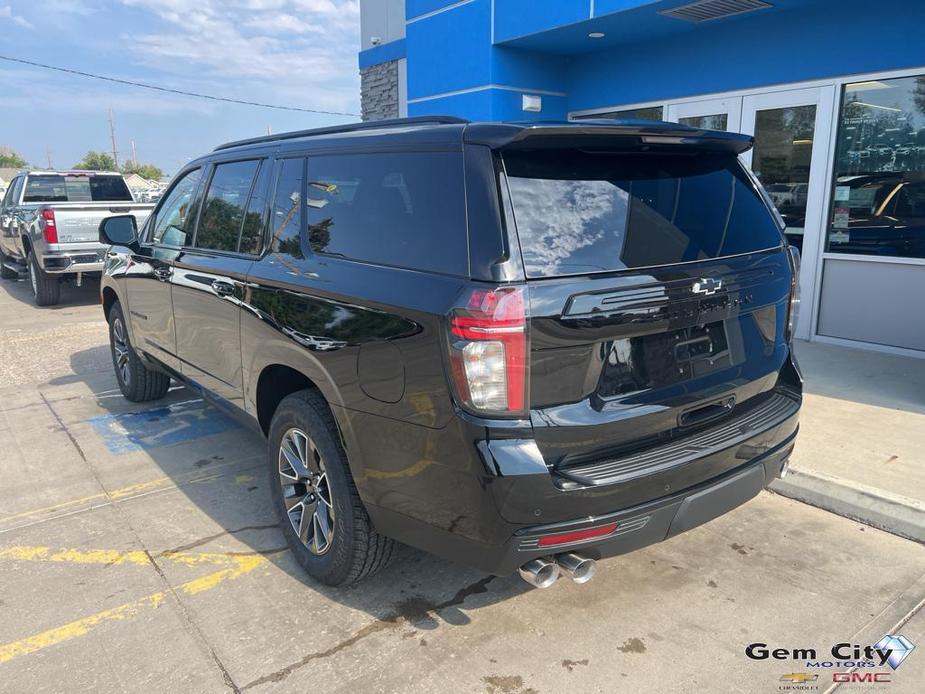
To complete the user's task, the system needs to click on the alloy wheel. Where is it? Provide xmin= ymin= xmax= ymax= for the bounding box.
xmin=278 ymin=427 xmax=335 ymax=555
xmin=111 ymin=317 xmax=131 ymax=386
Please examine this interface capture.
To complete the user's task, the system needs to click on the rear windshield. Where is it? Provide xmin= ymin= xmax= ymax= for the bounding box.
xmin=23 ymin=175 xmax=134 ymax=203
xmin=502 ymin=150 xmax=783 ymax=278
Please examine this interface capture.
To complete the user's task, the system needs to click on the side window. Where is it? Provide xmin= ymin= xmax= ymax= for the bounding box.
xmin=5 ymin=177 xmax=24 ymax=207
xmin=150 ymin=168 xmax=202 ymax=247
xmin=239 ymin=161 xmax=272 ymax=255
xmin=195 ymin=160 xmax=261 ymax=253
xmin=305 ymin=152 xmax=467 ymax=275
xmin=0 ymin=179 xmax=14 ymax=207
xmin=269 ymin=158 xmax=305 ymax=258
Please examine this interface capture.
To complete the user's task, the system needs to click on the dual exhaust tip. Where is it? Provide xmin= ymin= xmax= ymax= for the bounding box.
xmin=518 ymin=553 xmax=596 ymax=589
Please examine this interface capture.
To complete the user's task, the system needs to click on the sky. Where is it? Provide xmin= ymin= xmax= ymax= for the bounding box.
xmin=0 ymin=0 xmax=361 ymax=176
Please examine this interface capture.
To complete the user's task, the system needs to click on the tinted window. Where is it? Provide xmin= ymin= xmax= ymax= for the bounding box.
xmin=195 ymin=160 xmax=261 ymax=252
xmin=3 ymin=177 xmax=23 ymax=207
xmin=150 ymin=168 xmax=202 ymax=247
xmin=305 ymin=152 xmax=467 ymax=275
xmin=240 ymin=161 xmax=271 ymax=255
xmin=503 ymin=150 xmax=783 ymax=277
xmin=269 ymin=158 xmax=304 ymax=258
xmin=23 ymin=175 xmax=133 ymax=203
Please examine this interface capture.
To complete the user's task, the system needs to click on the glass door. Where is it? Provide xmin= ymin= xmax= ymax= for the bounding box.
xmin=666 ymin=97 xmax=742 ymax=132
xmin=740 ymin=87 xmax=835 ymax=340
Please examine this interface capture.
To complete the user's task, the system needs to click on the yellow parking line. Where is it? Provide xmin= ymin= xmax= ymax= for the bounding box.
xmin=0 ymin=545 xmax=256 ymax=568
xmin=0 ymin=546 xmax=151 ymax=566
xmin=0 ymin=458 xmax=256 ymax=528
xmin=0 ymin=553 xmax=267 ymax=664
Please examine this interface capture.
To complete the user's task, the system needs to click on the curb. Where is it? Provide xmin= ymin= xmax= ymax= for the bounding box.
xmin=770 ymin=468 xmax=925 ymax=543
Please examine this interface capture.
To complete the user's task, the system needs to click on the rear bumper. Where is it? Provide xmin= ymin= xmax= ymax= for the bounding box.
xmin=41 ymin=243 xmax=106 ymax=274
xmin=355 ymin=388 xmax=799 ymax=575
xmin=368 ymin=427 xmax=796 ymax=575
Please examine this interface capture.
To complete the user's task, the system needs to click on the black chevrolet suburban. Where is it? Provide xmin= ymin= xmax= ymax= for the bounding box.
xmin=98 ymin=117 xmax=801 ymax=588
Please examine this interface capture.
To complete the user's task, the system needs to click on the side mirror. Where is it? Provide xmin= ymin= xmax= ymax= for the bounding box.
xmin=99 ymin=215 xmax=138 ymax=249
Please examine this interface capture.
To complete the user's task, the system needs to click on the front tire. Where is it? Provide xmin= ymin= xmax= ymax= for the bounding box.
xmin=108 ymin=301 xmax=171 ymax=402
xmin=268 ymin=390 xmax=395 ymax=586
xmin=28 ymin=251 xmax=60 ymax=306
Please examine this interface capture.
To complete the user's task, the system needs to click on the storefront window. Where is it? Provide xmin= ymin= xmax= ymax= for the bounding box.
xmin=827 ymin=75 xmax=925 ymax=259
xmin=575 ymin=106 xmax=664 ymax=121
xmin=679 ymin=114 xmax=728 ymax=130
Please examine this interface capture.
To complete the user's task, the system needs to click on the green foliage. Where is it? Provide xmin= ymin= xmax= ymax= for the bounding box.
xmin=0 ymin=146 xmax=28 ymax=168
xmin=73 ymin=151 xmax=117 ymax=171
xmin=122 ymin=161 xmax=163 ymax=181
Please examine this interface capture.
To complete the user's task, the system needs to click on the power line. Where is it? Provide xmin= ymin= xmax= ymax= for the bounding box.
xmin=0 ymin=54 xmax=360 ymax=117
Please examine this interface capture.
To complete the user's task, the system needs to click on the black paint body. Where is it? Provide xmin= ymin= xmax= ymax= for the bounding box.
xmin=100 ymin=118 xmax=802 ymax=575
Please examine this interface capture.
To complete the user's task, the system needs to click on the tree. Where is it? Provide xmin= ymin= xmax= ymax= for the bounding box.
xmin=122 ymin=161 xmax=163 ymax=181
xmin=74 ymin=151 xmax=117 ymax=171
xmin=0 ymin=146 xmax=27 ymax=168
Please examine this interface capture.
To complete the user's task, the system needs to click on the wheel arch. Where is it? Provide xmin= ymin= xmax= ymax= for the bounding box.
xmin=102 ymin=286 xmax=119 ymax=321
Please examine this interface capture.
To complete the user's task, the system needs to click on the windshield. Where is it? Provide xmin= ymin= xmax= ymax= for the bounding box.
xmin=23 ymin=175 xmax=134 ymax=203
xmin=503 ymin=150 xmax=784 ymax=278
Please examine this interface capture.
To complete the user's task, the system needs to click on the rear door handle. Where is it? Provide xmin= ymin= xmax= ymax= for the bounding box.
xmin=153 ymin=266 xmax=172 ymax=281
xmin=211 ymin=280 xmax=235 ymax=297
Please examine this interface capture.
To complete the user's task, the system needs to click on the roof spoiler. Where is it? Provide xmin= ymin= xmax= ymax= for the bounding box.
xmin=464 ymin=121 xmax=754 ymax=154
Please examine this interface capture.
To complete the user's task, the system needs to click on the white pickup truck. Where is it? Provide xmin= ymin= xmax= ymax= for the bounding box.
xmin=0 ymin=170 xmax=154 ymax=305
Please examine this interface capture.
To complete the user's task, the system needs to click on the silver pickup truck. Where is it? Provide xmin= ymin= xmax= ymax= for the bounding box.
xmin=0 ymin=170 xmax=154 ymax=305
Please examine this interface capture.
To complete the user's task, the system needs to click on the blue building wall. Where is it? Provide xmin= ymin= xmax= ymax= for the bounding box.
xmin=361 ymin=0 xmax=925 ymax=121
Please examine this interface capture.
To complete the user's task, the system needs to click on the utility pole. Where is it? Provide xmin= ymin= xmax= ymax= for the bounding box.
xmin=45 ymin=146 xmax=52 ymax=169
xmin=131 ymin=140 xmax=137 ymax=166
xmin=108 ymin=108 xmax=119 ymax=169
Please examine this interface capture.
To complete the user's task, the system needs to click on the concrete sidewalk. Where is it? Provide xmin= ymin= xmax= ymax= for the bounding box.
xmin=771 ymin=340 xmax=925 ymax=542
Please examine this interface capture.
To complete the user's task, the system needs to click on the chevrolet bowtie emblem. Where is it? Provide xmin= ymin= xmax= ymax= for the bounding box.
xmin=692 ymin=277 xmax=723 ymax=295
xmin=779 ymin=673 xmax=818 ymax=684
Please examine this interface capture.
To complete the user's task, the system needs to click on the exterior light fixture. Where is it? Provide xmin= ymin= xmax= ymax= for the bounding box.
xmin=522 ymin=94 xmax=542 ymax=113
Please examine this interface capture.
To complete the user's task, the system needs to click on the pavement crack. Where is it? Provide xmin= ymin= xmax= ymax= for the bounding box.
xmin=158 ymin=524 xmax=281 ymax=555
xmin=240 ymin=576 xmax=496 ymax=690
xmin=142 ymin=550 xmax=242 ymax=693
xmin=39 ymin=392 xmax=87 ymax=462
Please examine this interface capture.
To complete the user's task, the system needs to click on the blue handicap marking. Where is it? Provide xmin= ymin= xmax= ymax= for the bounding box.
xmin=88 ymin=399 xmax=239 ymax=454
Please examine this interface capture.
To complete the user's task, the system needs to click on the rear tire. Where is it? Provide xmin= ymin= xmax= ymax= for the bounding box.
xmin=108 ymin=301 xmax=171 ymax=402
xmin=28 ymin=251 xmax=60 ymax=306
xmin=268 ymin=389 xmax=395 ymax=586
xmin=0 ymin=249 xmax=17 ymax=279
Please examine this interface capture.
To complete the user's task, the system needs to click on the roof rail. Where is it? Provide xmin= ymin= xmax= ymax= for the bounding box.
xmin=213 ymin=116 xmax=470 ymax=151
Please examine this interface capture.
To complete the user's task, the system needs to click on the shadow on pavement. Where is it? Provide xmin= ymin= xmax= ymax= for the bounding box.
xmin=0 ymin=273 xmax=102 ymax=310
xmin=57 ymin=344 xmax=529 ymax=629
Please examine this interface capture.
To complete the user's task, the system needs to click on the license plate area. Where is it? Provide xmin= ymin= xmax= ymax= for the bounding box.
xmin=598 ymin=320 xmax=731 ymax=398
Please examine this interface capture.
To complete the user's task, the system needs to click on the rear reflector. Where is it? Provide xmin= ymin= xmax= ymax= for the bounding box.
xmin=40 ymin=209 xmax=58 ymax=244
xmin=536 ymin=522 xmax=619 ymax=548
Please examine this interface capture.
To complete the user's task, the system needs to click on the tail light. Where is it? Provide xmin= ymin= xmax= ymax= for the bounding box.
xmin=40 ymin=209 xmax=58 ymax=244
xmin=447 ymin=285 xmax=528 ymax=417
xmin=785 ymin=246 xmax=801 ymax=342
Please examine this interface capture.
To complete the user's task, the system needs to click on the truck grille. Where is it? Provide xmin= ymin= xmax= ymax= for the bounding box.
xmin=556 ymin=391 xmax=799 ymax=487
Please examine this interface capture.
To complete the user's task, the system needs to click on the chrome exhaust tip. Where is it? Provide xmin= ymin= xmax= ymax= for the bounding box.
xmin=780 ymin=458 xmax=791 ymax=479
xmin=518 ymin=558 xmax=560 ymax=589
xmin=556 ymin=552 xmax=596 ymax=584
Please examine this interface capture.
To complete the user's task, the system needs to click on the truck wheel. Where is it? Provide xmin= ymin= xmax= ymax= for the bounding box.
xmin=108 ymin=301 xmax=171 ymax=402
xmin=268 ymin=390 xmax=395 ymax=586
xmin=0 ymin=249 xmax=17 ymax=279
xmin=27 ymin=251 xmax=61 ymax=306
